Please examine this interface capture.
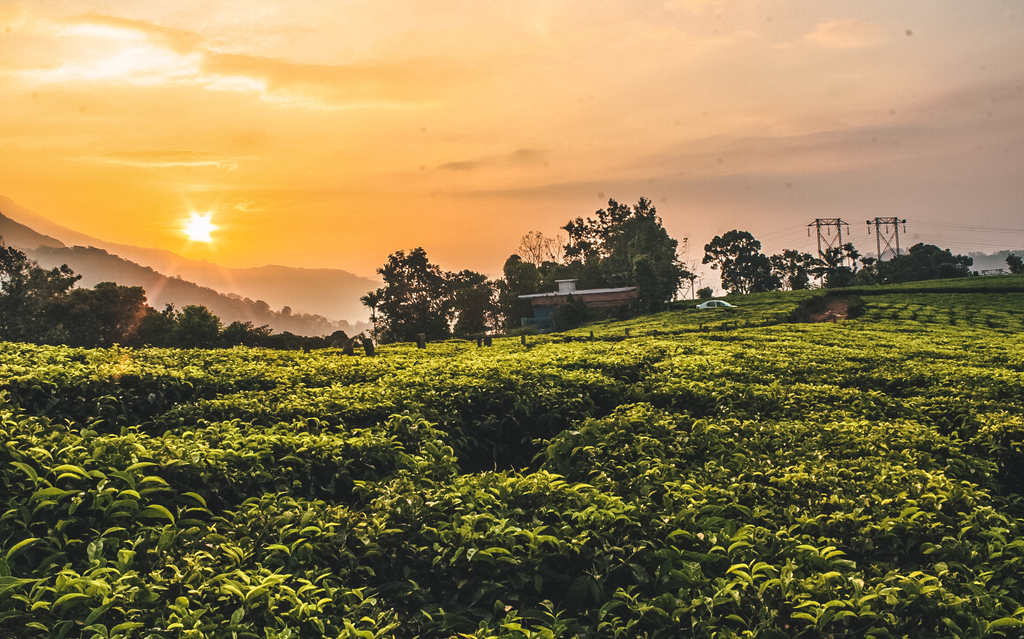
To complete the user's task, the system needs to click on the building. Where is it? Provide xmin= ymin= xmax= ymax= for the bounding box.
xmin=518 ymin=279 xmax=636 ymax=331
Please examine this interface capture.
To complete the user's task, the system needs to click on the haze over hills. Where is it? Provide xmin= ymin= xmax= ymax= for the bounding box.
xmin=0 ymin=195 xmax=378 ymax=328
xmin=0 ymin=200 xmax=372 ymax=337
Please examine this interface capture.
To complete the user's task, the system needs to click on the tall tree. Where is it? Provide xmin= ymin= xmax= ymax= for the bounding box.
xmin=360 ymin=288 xmax=383 ymax=342
xmin=375 ymin=247 xmax=452 ymax=343
xmin=703 ymin=230 xmax=780 ymax=294
xmin=1008 ymin=253 xmax=1024 ymax=274
xmin=221 ymin=320 xmax=272 ymax=347
xmin=818 ymin=243 xmax=861 ymax=288
xmin=561 ymin=198 xmax=687 ymax=312
xmin=134 ymin=304 xmax=179 ymax=347
xmin=448 ymin=270 xmax=497 ymax=337
xmin=497 ymin=255 xmax=542 ymax=331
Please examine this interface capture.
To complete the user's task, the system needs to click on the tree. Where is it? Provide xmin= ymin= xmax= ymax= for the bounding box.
xmin=448 ymin=269 xmax=497 ymax=337
xmin=222 ymin=320 xmax=271 ymax=347
xmin=134 ymin=304 xmax=178 ymax=347
xmin=696 ymin=286 xmax=714 ymax=299
xmin=517 ymin=231 xmax=564 ymax=266
xmin=374 ymin=248 xmax=452 ymax=343
xmin=174 ymin=305 xmax=222 ymax=348
xmin=0 ymin=238 xmax=80 ymax=343
xmin=51 ymin=282 xmax=149 ymax=347
xmin=770 ymin=250 xmax=819 ymax=291
xmin=561 ymin=198 xmax=688 ymax=312
xmin=497 ymin=255 xmax=542 ymax=332
xmin=702 ymin=230 xmax=780 ymax=294
xmin=360 ymin=288 xmax=383 ymax=342
xmin=817 ymin=243 xmax=861 ymax=288
xmin=860 ymin=243 xmax=973 ymax=284
xmin=553 ymin=295 xmax=589 ymax=331
xmin=1007 ymin=253 xmax=1024 ymax=274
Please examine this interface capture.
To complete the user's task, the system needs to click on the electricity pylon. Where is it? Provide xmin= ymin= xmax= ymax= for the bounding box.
xmin=866 ymin=217 xmax=906 ymax=260
xmin=808 ymin=218 xmax=850 ymax=264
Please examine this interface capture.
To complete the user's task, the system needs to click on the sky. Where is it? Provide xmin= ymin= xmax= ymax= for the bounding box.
xmin=1 ymin=0 xmax=1022 ymax=283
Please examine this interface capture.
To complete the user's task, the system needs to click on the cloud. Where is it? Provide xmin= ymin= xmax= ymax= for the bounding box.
xmin=17 ymin=13 xmax=460 ymax=109
xmin=804 ymin=19 xmax=887 ymax=49
xmin=64 ymin=13 xmax=203 ymax=54
xmin=80 ymin=151 xmax=243 ymax=170
xmin=437 ymin=148 xmax=548 ymax=172
xmin=201 ymin=52 xmax=457 ymax=107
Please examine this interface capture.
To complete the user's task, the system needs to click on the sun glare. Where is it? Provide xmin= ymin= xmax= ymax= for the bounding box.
xmin=184 ymin=212 xmax=216 ymax=242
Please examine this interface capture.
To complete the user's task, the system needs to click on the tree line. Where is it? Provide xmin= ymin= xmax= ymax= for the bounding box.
xmin=701 ymin=229 xmax=1000 ymax=294
xmin=0 ymin=238 xmax=355 ymax=350
xmin=362 ymin=198 xmax=693 ymax=343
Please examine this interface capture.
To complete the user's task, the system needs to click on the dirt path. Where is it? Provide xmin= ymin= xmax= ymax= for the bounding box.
xmin=808 ymin=298 xmax=850 ymax=323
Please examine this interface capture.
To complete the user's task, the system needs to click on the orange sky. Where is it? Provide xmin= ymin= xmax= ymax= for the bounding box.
xmin=1 ymin=1 xmax=1022 ymax=280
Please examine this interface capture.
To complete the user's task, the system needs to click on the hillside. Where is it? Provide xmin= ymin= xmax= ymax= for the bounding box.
xmin=0 ymin=208 xmax=65 ymax=250
xmin=1 ymin=283 xmax=1022 ymax=637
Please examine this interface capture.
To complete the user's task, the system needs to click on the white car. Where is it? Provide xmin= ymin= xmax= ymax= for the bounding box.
xmin=696 ymin=300 xmax=736 ymax=309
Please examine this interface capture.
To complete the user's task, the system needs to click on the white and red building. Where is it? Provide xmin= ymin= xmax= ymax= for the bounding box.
xmin=518 ymin=279 xmax=636 ymax=331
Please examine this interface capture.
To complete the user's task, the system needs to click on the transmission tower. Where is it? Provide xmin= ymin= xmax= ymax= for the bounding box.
xmin=866 ymin=217 xmax=906 ymax=260
xmin=808 ymin=218 xmax=850 ymax=265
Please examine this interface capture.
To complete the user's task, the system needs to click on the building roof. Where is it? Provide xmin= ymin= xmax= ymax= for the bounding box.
xmin=518 ymin=286 xmax=636 ymax=300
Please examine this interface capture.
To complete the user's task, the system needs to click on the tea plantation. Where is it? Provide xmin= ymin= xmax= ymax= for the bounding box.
xmin=2 ymin=279 xmax=1024 ymax=638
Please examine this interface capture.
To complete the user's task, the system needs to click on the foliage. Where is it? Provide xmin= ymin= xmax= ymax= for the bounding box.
xmin=375 ymin=247 xmax=452 ymax=343
xmin=770 ymin=249 xmax=820 ymax=291
xmin=172 ymin=304 xmax=223 ymax=348
xmin=0 ymin=239 xmax=81 ymax=343
xmin=50 ymin=282 xmax=150 ymax=348
xmin=448 ymin=270 xmax=498 ymax=337
xmin=1006 ymin=253 xmax=1024 ymax=274
xmin=819 ymin=243 xmax=861 ymax=288
xmin=2 ymin=287 xmax=1024 ymax=637
xmin=561 ymin=198 xmax=688 ymax=313
xmin=373 ymin=248 xmax=495 ymax=343
xmin=0 ymin=238 xmax=355 ymax=351
xmin=696 ymin=286 xmax=714 ymax=299
xmin=552 ymin=294 xmax=590 ymax=332
xmin=703 ymin=230 xmax=781 ymax=294
xmin=221 ymin=320 xmax=273 ymax=347
xmin=360 ymin=289 xmax=383 ymax=342
xmin=497 ymin=255 xmax=542 ymax=332
xmin=858 ymin=243 xmax=974 ymax=285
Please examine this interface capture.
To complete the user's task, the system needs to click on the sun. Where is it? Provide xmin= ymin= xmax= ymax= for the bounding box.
xmin=183 ymin=212 xmax=216 ymax=242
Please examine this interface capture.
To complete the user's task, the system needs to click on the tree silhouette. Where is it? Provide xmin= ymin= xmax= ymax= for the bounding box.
xmin=703 ymin=230 xmax=780 ymax=294
xmin=360 ymin=288 xmax=383 ymax=342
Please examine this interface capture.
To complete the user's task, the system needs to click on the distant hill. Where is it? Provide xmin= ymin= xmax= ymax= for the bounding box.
xmin=0 ymin=195 xmax=379 ymax=326
xmin=0 ymin=208 xmax=66 ymax=251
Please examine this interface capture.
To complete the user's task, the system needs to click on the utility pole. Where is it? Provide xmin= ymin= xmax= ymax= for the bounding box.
xmin=866 ymin=217 xmax=906 ymax=260
xmin=808 ymin=218 xmax=850 ymax=265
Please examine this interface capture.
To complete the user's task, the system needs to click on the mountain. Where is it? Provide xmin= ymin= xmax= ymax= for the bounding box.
xmin=0 ymin=207 xmax=66 ymax=251
xmin=0 ymin=195 xmax=379 ymax=325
